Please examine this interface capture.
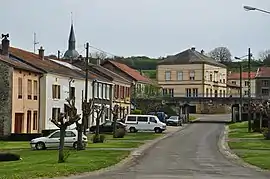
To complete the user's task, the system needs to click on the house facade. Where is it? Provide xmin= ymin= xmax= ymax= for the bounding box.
xmin=157 ymin=47 xmax=227 ymax=113
xmin=226 ymin=83 xmax=241 ymax=97
xmin=0 ymin=35 xmax=43 ymax=136
xmin=255 ymin=67 xmax=270 ymax=98
xmin=227 ymin=72 xmax=256 ymax=97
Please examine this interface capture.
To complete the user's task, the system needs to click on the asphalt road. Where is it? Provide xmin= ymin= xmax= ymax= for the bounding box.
xmin=78 ymin=114 xmax=270 ymax=179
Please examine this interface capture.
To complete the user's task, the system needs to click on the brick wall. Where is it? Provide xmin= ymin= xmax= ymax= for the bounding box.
xmin=0 ymin=61 xmax=12 ymax=137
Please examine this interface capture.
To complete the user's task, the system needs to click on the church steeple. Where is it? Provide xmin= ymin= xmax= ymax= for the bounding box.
xmin=63 ymin=20 xmax=79 ymax=59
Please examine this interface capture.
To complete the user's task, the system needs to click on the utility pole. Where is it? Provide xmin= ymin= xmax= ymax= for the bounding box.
xmin=33 ymin=33 xmax=39 ymax=54
xmin=239 ymin=64 xmax=243 ymax=122
xmin=248 ymin=48 xmax=252 ymax=132
xmin=83 ymin=42 xmax=89 ymax=134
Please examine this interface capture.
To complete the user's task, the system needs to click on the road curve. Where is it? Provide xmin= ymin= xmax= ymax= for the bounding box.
xmin=78 ymin=114 xmax=270 ymax=179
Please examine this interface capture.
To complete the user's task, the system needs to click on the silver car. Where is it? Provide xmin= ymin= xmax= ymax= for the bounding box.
xmin=166 ymin=116 xmax=183 ymax=126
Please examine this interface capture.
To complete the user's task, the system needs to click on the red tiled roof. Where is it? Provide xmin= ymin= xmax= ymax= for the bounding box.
xmin=228 ymin=72 xmax=256 ymax=80
xmin=103 ymin=60 xmax=151 ymax=83
xmin=256 ymin=67 xmax=270 ymax=78
xmin=0 ymin=54 xmax=43 ymax=73
xmin=8 ymin=47 xmax=84 ymax=79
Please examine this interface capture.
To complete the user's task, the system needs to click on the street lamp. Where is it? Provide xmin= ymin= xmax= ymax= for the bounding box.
xmin=243 ymin=5 xmax=270 ymax=14
xmin=235 ymin=48 xmax=252 ymax=132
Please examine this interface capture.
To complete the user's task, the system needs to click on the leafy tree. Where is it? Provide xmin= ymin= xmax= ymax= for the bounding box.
xmin=209 ymin=47 xmax=232 ymax=63
xmin=50 ymin=98 xmax=80 ymax=163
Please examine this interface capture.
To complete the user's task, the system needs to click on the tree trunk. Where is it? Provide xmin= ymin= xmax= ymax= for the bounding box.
xmin=113 ymin=114 xmax=117 ymax=138
xmin=267 ymin=118 xmax=270 ymax=140
xmin=58 ymin=126 xmax=66 ymax=163
xmin=259 ymin=112 xmax=263 ymax=131
xmin=76 ymin=122 xmax=84 ymax=150
xmin=95 ymin=118 xmax=100 ymax=135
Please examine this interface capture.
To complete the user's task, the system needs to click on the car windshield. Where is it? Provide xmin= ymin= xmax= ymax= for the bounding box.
xmin=170 ymin=116 xmax=178 ymax=119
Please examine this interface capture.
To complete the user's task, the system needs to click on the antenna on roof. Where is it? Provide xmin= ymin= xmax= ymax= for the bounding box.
xmin=33 ymin=32 xmax=39 ymax=54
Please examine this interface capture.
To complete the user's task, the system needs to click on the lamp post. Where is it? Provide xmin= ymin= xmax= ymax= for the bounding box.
xmin=244 ymin=5 xmax=270 ymax=14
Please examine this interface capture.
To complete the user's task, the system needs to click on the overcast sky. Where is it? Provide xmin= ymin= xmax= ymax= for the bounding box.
xmin=2 ymin=0 xmax=270 ymax=58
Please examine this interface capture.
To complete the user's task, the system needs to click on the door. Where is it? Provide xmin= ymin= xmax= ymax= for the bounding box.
xmin=15 ymin=113 xmax=24 ymax=133
xmin=65 ymin=131 xmax=76 ymax=147
xmin=27 ymin=111 xmax=31 ymax=133
xmin=137 ymin=116 xmax=149 ymax=131
xmin=149 ymin=116 xmax=158 ymax=130
xmin=47 ymin=131 xmax=60 ymax=148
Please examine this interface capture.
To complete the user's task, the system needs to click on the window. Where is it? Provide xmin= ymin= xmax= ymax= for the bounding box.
xmin=206 ymin=88 xmax=209 ymax=97
xmin=219 ymin=74 xmax=222 ymax=83
xmin=106 ymin=85 xmax=110 ymax=99
xmin=50 ymin=131 xmax=60 ymax=138
xmin=223 ymin=79 xmax=226 ymax=83
xmin=114 ymin=85 xmax=119 ymax=98
xmin=103 ymin=84 xmax=106 ymax=99
xmin=214 ymin=71 xmax=218 ymax=82
xmin=177 ymin=71 xmax=183 ymax=81
xmin=169 ymin=89 xmax=174 ymax=97
xmin=98 ymin=83 xmax=102 ymax=98
xmin=192 ymin=88 xmax=198 ymax=97
xmin=126 ymin=87 xmax=130 ymax=98
xmin=65 ymin=131 xmax=76 ymax=137
xmin=231 ymin=81 xmax=236 ymax=84
xmin=189 ymin=71 xmax=195 ymax=80
xmin=120 ymin=86 xmax=125 ymax=99
xmin=18 ymin=77 xmax=22 ymax=99
xmin=52 ymin=84 xmax=60 ymax=99
xmin=33 ymin=80 xmax=38 ymax=100
xmin=127 ymin=116 xmax=136 ymax=122
xmin=262 ymin=89 xmax=269 ymax=96
xmin=214 ymin=90 xmax=218 ymax=97
xmin=244 ymin=90 xmax=248 ymax=95
xmin=104 ymin=121 xmax=112 ymax=126
xmin=27 ymin=79 xmax=32 ymax=99
xmin=210 ymin=89 xmax=213 ymax=97
xmin=165 ymin=71 xmax=171 ymax=81
xmin=70 ymin=87 xmax=75 ymax=99
xmin=186 ymin=88 xmax=192 ymax=97
xmin=205 ymin=71 xmax=209 ymax=81
xmin=163 ymin=88 xmax=168 ymax=95
xmin=150 ymin=117 xmax=157 ymax=123
xmin=33 ymin=111 xmax=38 ymax=130
xmin=262 ymin=80 xmax=269 ymax=87
xmin=244 ymin=81 xmax=249 ymax=87
xmin=52 ymin=108 xmax=61 ymax=121
xmin=223 ymin=90 xmax=226 ymax=97
xmin=219 ymin=90 xmax=222 ymax=97
xmin=138 ymin=116 xmax=148 ymax=122
xmin=94 ymin=82 xmax=98 ymax=98
xmin=210 ymin=74 xmax=213 ymax=81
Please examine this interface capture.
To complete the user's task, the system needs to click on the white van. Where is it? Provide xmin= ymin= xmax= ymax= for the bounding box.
xmin=125 ymin=114 xmax=167 ymax=133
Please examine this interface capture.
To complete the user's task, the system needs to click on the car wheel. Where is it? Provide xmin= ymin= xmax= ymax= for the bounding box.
xmin=35 ymin=142 xmax=45 ymax=150
xmin=73 ymin=142 xmax=78 ymax=149
xmin=129 ymin=127 xmax=136 ymax=133
xmin=154 ymin=127 xmax=162 ymax=133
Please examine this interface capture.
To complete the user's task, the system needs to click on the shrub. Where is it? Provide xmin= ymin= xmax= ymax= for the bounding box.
xmin=131 ymin=109 xmax=142 ymax=114
xmin=92 ymin=134 xmax=106 ymax=143
xmin=0 ymin=153 xmax=21 ymax=162
xmin=261 ymin=127 xmax=270 ymax=140
xmin=114 ymin=128 xmax=126 ymax=138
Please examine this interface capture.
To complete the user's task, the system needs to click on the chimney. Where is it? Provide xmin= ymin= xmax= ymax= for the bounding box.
xmin=201 ymin=49 xmax=204 ymax=54
xmin=57 ymin=50 xmax=61 ymax=59
xmin=38 ymin=46 xmax=44 ymax=60
xmin=191 ymin=47 xmax=196 ymax=51
xmin=1 ymin=34 xmax=10 ymax=56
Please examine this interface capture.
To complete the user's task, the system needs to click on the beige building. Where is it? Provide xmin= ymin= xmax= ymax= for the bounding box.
xmin=157 ymin=47 xmax=227 ymax=113
xmin=227 ymin=82 xmax=241 ymax=97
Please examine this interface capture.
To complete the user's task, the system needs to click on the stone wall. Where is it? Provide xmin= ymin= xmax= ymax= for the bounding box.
xmin=197 ymin=102 xmax=230 ymax=114
xmin=0 ymin=61 xmax=12 ymax=138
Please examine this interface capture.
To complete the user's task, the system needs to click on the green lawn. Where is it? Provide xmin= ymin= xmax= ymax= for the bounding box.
xmin=0 ymin=149 xmax=129 ymax=179
xmin=189 ymin=115 xmax=197 ymax=121
xmin=87 ymin=140 xmax=144 ymax=148
xmin=228 ymin=121 xmax=270 ymax=169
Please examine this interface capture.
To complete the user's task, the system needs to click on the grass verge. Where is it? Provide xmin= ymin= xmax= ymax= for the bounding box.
xmin=0 ymin=149 xmax=129 ymax=179
xmin=228 ymin=121 xmax=270 ymax=169
xmin=189 ymin=115 xmax=197 ymax=121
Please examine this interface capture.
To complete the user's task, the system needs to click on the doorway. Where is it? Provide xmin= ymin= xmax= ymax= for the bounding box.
xmin=15 ymin=113 xmax=24 ymax=133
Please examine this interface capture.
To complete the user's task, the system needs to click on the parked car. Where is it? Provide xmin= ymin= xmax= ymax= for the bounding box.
xmin=89 ymin=120 xmax=127 ymax=133
xmin=125 ymin=114 xmax=166 ymax=133
xmin=166 ymin=116 xmax=183 ymax=126
xmin=30 ymin=130 xmax=88 ymax=150
xmin=148 ymin=111 xmax=168 ymax=123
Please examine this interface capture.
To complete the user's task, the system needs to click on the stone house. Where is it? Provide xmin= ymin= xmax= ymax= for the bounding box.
xmin=255 ymin=67 xmax=270 ymax=98
xmin=156 ymin=47 xmax=227 ymax=113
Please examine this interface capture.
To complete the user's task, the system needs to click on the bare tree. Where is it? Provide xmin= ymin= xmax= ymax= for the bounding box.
xmin=76 ymin=98 xmax=95 ymax=150
xmin=208 ymin=47 xmax=232 ymax=63
xmin=94 ymin=104 xmax=106 ymax=138
xmin=111 ymin=105 xmax=119 ymax=138
xmin=50 ymin=98 xmax=80 ymax=163
xmin=258 ymin=49 xmax=270 ymax=65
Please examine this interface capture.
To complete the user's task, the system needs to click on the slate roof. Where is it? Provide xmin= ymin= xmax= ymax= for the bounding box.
xmin=228 ymin=72 xmax=256 ymax=80
xmin=0 ymin=54 xmax=43 ymax=73
xmin=158 ymin=48 xmax=227 ymax=68
xmin=102 ymin=60 xmax=151 ymax=83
